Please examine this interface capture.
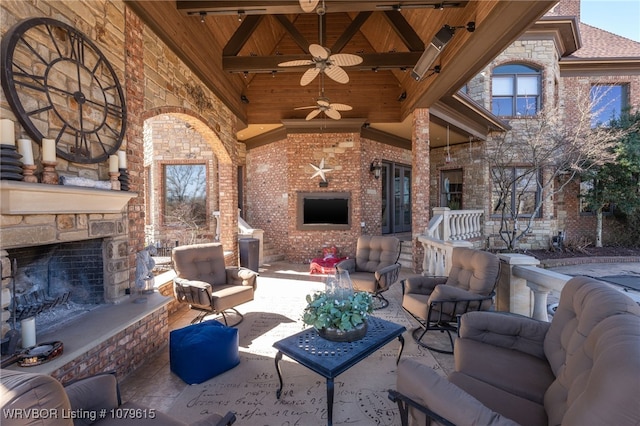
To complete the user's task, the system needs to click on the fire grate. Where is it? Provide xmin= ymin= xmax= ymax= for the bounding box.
xmin=12 ymin=291 xmax=71 ymax=322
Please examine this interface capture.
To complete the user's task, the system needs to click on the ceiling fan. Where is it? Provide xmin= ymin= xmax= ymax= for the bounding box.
xmin=299 ymin=0 xmax=320 ymax=13
xmin=280 ymin=1 xmax=363 ymax=86
xmin=279 ymin=44 xmax=362 ymax=86
xmin=295 ymin=96 xmax=353 ymax=120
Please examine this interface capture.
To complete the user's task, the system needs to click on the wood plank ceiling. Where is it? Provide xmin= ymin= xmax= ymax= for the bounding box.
xmin=125 ymin=1 xmax=557 ymax=145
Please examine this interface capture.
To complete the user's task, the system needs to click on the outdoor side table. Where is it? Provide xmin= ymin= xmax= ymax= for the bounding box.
xmin=273 ymin=316 xmax=406 ymax=426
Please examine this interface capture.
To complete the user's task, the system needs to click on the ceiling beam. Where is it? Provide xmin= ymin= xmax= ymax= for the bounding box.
xmin=382 ymin=11 xmax=425 ymax=51
xmin=330 ymin=11 xmax=372 ymax=53
xmin=274 ymin=15 xmax=312 ymax=53
xmin=223 ymin=51 xmax=422 ymax=73
xmin=223 ymin=15 xmax=264 ymax=56
xmin=177 ymin=1 xmax=467 ymax=15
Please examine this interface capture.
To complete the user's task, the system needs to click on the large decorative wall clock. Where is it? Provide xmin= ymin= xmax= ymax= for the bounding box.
xmin=1 ymin=17 xmax=126 ymax=164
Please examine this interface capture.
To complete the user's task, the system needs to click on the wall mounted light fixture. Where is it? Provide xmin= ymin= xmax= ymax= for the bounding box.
xmin=411 ymin=21 xmax=475 ymax=81
xmin=370 ymin=158 xmax=383 ymax=179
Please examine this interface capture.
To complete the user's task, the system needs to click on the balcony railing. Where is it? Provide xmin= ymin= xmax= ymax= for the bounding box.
xmin=419 ymin=207 xmax=638 ymax=321
xmin=429 ymin=207 xmax=483 ymax=241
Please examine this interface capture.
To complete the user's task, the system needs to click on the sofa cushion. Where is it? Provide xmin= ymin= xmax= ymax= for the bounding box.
xmin=170 ymin=320 xmax=240 ymax=385
xmin=455 ymin=337 xmax=555 ymax=404
xmin=449 ymin=371 xmax=547 ymax=426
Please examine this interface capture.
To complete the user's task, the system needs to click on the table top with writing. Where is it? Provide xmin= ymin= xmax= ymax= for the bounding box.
xmin=273 ymin=316 xmax=406 ymax=378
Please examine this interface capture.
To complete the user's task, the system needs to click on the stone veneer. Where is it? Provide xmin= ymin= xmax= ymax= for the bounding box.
xmin=0 ymin=0 xmax=241 ymax=379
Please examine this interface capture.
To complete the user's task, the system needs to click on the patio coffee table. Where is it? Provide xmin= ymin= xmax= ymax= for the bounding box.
xmin=273 ymin=316 xmax=406 ymax=426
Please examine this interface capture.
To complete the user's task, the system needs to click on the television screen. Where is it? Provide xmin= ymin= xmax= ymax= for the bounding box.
xmin=304 ymin=197 xmax=349 ymax=225
xmin=297 ymin=192 xmax=351 ymax=230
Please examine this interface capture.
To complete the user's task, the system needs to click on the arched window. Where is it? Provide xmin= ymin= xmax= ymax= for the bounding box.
xmin=491 ymin=64 xmax=541 ymax=116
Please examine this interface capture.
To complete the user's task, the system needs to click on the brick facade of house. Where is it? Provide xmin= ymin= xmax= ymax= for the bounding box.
xmin=245 ymin=132 xmax=413 ymax=262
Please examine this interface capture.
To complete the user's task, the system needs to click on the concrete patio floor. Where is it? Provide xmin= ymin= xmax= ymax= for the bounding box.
xmin=119 ymin=258 xmax=640 ymax=423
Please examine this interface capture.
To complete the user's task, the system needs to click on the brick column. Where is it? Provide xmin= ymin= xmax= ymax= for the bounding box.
xmin=124 ymin=8 xmax=145 ymax=281
xmin=411 ymin=108 xmax=431 ymax=273
xmin=219 ymin=162 xmax=239 ymax=265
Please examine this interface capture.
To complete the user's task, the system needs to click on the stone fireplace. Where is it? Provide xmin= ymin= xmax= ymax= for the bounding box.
xmin=7 ymin=239 xmax=111 ymax=334
xmin=0 ymin=181 xmax=170 ymax=382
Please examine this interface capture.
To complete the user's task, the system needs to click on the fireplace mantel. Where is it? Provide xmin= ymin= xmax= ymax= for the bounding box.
xmin=0 ymin=181 xmax=136 ymax=214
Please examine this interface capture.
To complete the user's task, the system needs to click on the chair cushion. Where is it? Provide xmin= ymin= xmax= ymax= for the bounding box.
xmin=349 ymin=271 xmax=378 ymax=293
xmin=172 ymin=243 xmax=227 ymax=285
xmin=454 ymin=338 xmax=555 ymax=404
xmin=170 ymin=320 xmax=240 ymax=384
xmin=0 ymin=370 xmax=73 ymax=426
xmin=446 ymin=247 xmax=499 ymax=295
xmin=449 ymin=371 xmax=547 ymax=426
xmin=355 ymin=235 xmax=400 ymax=273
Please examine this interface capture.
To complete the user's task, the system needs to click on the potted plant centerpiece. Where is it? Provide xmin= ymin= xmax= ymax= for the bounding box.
xmin=302 ymin=271 xmax=374 ymax=342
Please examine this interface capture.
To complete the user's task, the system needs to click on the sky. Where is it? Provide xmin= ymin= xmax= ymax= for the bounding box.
xmin=581 ymin=0 xmax=640 ymax=42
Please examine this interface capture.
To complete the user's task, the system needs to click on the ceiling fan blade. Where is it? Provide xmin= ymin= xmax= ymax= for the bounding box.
xmin=324 ymin=65 xmax=350 ymax=84
xmin=299 ymin=0 xmax=319 ymax=13
xmin=325 ymin=109 xmax=342 ymax=120
xmin=330 ymin=53 xmax=363 ymax=67
xmin=294 ymin=106 xmax=318 ymax=110
xmin=278 ymin=59 xmax=314 ymax=67
xmin=300 ymin=68 xmax=320 ymax=86
xmin=330 ymin=103 xmax=353 ymax=111
xmin=306 ymin=109 xmax=322 ymax=120
xmin=309 ymin=44 xmax=330 ymax=60
xmin=317 ymin=99 xmax=331 ymax=107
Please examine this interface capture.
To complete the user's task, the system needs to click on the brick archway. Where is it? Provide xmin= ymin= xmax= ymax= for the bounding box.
xmin=141 ymin=107 xmax=239 ymax=262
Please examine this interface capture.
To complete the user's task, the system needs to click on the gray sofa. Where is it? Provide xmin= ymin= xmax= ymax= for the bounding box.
xmin=1 ymin=370 xmax=235 ymax=425
xmin=390 ymin=275 xmax=640 ymax=425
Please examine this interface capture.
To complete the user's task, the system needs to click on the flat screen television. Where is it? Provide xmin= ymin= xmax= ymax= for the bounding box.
xmin=297 ymin=192 xmax=351 ymax=230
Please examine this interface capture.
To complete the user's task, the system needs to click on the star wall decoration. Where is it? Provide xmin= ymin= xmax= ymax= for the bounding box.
xmin=309 ymin=158 xmax=332 ymax=182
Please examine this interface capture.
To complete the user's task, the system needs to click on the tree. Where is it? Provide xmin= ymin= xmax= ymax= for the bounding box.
xmin=164 ymin=164 xmax=207 ymax=244
xmin=486 ymin=90 xmax=629 ymax=250
xmin=580 ymin=110 xmax=640 ymax=246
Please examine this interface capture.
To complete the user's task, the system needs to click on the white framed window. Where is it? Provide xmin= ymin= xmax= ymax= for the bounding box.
xmin=492 ymin=64 xmax=541 ymax=116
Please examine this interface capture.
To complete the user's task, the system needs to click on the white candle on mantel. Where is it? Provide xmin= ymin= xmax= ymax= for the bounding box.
xmin=21 ymin=317 xmax=36 ymax=348
xmin=117 ymin=150 xmax=127 ymax=169
xmin=42 ymin=138 xmax=56 ymax=162
xmin=109 ymin=154 xmax=119 ymax=173
xmin=17 ymin=139 xmax=34 ymax=165
xmin=0 ymin=119 xmax=15 ymax=146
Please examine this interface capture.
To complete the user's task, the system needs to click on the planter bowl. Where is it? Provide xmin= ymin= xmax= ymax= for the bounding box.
xmin=316 ymin=321 xmax=368 ymax=342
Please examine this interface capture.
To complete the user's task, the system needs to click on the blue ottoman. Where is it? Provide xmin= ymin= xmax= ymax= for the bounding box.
xmin=170 ymin=320 xmax=240 ymax=384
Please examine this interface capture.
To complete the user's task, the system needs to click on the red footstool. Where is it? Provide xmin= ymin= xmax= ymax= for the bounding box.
xmin=310 ymin=246 xmax=348 ymax=274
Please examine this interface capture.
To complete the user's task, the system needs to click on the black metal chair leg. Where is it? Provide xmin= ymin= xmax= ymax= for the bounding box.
xmin=411 ymin=326 xmax=454 ymax=354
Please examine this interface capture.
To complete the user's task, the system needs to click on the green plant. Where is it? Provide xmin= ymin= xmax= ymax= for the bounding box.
xmin=302 ymin=291 xmax=374 ymax=331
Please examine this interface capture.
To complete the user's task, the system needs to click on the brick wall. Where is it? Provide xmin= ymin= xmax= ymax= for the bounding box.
xmin=245 ymin=132 xmax=411 ymax=262
xmin=48 ymin=305 xmax=168 ymax=383
xmin=144 ymin=115 xmax=219 ymax=246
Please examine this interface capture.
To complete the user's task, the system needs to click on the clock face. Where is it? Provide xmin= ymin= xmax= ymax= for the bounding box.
xmin=0 ymin=17 xmax=126 ymax=164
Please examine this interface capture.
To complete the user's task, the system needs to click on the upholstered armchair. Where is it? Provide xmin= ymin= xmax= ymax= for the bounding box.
xmin=401 ymin=247 xmax=499 ymax=353
xmin=172 ymin=243 xmax=258 ymax=326
xmin=390 ymin=276 xmax=640 ymax=426
xmin=336 ymin=235 xmax=401 ymax=309
xmin=1 ymin=370 xmax=236 ymax=426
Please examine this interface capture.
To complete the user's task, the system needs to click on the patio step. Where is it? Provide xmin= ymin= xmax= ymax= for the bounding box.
xmin=262 ymin=239 xmax=285 ymax=264
xmin=398 ymin=239 xmax=414 ymax=269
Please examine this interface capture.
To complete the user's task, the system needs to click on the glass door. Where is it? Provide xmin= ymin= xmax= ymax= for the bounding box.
xmin=382 ymin=163 xmax=412 ymax=234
